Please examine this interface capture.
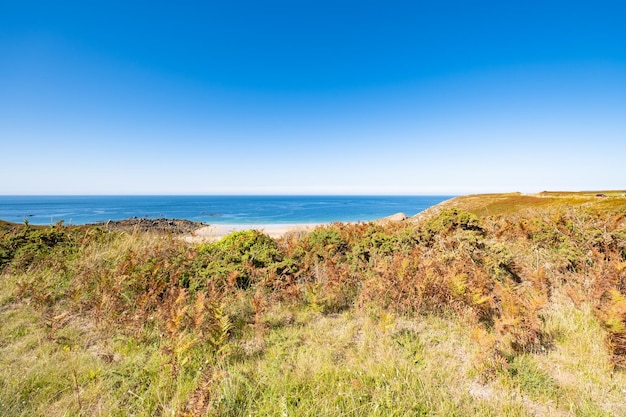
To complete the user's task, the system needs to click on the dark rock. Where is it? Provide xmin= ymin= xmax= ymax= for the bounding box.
xmin=91 ymin=218 xmax=204 ymax=234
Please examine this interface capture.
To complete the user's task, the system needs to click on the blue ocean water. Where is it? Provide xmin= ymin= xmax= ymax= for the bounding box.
xmin=0 ymin=196 xmax=452 ymax=226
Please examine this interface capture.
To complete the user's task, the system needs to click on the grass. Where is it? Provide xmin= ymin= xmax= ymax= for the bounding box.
xmin=436 ymin=190 xmax=626 ymax=217
xmin=198 ymin=310 xmax=526 ymax=416
xmin=1 ymin=191 xmax=626 ymax=416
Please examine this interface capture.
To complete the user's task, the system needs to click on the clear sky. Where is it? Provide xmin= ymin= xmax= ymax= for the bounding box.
xmin=1 ymin=1 xmax=625 ymax=195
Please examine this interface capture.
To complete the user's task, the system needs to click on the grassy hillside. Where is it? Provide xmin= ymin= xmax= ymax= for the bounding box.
xmin=414 ymin=191 xmax=626 ymax=217
xmin=2 ymin=192 xmax=626 ymax=416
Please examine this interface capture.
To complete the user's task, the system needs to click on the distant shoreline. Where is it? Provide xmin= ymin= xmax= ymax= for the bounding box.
xmin=3 ymin=191 xmax=624 ymax=240
xmin=1 ymin=214 xmax=413 ymax=242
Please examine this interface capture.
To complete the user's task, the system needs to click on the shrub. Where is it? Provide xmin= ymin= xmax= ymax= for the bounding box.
xmin=0 ymin=223 xmax=73 ymax=270
xmin=195 ymin=230 xmax=284 ymax=291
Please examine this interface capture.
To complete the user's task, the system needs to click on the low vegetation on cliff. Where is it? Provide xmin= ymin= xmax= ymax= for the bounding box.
xmin=1 ymin=192 xmax=626 ymax=416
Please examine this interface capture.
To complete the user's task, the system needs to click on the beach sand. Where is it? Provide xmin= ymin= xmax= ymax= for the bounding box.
xmin=183 ymin=211 xmax=409 ymax=243
xmin=184 ymin=223 xmax=321 ymax=242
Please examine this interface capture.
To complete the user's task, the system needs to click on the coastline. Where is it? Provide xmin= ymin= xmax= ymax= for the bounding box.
xmin=0 ymin=213 xmax=412 ymax=242
xmin=0 ymin=209 xmax=420 ymax=241
xmin=185 ymin=210 xmax=414 ymax=242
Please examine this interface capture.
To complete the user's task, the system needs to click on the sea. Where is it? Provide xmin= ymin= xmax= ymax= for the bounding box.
xmin=0 ymin=195 xmax=452 ymax=226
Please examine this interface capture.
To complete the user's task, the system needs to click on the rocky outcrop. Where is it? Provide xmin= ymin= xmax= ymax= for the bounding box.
xmin=92 ymin=218 xmax=205 ymax=234
xmin=374 ymin=212 xmax=408 ymax=224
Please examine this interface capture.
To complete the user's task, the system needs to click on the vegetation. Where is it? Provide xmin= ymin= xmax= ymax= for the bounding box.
xmin=1 ymin=192 xmax=626 ymax=416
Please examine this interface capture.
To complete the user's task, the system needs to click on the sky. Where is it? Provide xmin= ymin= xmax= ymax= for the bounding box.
xmin=1 ymin=1 xmax=625 ymax=195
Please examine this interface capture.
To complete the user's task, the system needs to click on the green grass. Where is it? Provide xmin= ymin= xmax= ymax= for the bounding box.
xmin=206 ymin=310 xmax=529 ymax=416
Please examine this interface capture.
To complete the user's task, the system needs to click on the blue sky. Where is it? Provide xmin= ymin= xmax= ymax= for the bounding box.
xmin=1 ymin=1 xmax=625 ymax=195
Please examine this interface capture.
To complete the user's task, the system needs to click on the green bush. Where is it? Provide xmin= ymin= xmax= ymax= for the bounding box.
xmin=421 ymin=209 xmax=483 ymax=243
xmin=303 ymin=226 xmax=348 ymax=260
xmin=0 ymin=223 xmax=73 ymax=270
xmin=195 ymin=230 xmax=284 ymax=290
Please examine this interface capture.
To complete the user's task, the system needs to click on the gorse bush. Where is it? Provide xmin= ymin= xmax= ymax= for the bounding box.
xmin=0 ymin=222 xmax=74 ymax=270
xmin=193 ymin=230 xmax=299 ymax=298
xmin=196 ymin=230 xmax=282 ymax=290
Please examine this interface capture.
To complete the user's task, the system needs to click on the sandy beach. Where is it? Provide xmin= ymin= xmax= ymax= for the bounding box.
xmin=184 ymin=223 xmax=322 ymax=242
xmin=182 ymin=212 xmax=411 ymax=243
